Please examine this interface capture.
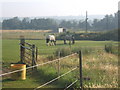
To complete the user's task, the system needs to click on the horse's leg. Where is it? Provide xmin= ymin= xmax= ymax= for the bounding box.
xmin=46 ymin=42 xmax=49 ymax=46
xmin=49 ymin=41 xmax=51 ymax=46
xmin=64 ymin=40 xmax=66 ymax=44
xmin=54 ymin=41 xmax=56 ymax=45
xmin=52 ymin=41 xmax=53 ymax=46
xmin=50 ymin=40 xmax=52 ymax=46
xmin=53 ymin=41 xmax=55 ymax=46
xmin=52 ymin=41 xmax=54 ymax=46
xmin=48 ymin=42 xmax=50 ymax=46
xmin=52 ymin=40 xmax=55 ymax=46
xmin=46 ymin=39 xmax=49 ymax=46
xmin=50 ymin=41 xmax=52 ymax=46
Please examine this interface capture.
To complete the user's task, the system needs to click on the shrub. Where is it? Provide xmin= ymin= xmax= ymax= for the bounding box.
xmin=55 ymin=47 xmax=71 ymax=57
xmin=105 ymin=44 xmax=113 ymax=53
xmin=105 ymin=43 xmax=118 ymax=55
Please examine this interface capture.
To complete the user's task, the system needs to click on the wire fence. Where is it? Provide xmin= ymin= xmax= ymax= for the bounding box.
xmin=0 ymin=53 xmax=77 ymax=77
xmin=34 ymin=67 xmax=78 ymax=90
xmin=1 ymin=52 xmax=81 ymax=89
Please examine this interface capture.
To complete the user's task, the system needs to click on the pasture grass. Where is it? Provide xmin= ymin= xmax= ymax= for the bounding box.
xmin=2 ymin=39 xmax=119 ymax=88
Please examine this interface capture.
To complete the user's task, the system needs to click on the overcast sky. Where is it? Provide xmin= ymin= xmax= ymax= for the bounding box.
xmin=0 ymin=0 xmax=119 ymax=17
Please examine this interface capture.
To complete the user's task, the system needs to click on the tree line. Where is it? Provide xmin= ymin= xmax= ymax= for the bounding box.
xmin=2 ymin=12 xmax=118 ymax=31
xmin=2 ymin=17 xmax=58 ymax=30
xmin=57 ymin=29 xmax=119 ymax=41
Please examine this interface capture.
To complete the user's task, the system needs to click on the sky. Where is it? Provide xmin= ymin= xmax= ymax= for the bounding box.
xmin=0 ymin=0 xmax=119 ymax=17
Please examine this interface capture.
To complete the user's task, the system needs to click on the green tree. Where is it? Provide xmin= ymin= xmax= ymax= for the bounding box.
xmin=2 ymin=17 xmax=21 ymax=29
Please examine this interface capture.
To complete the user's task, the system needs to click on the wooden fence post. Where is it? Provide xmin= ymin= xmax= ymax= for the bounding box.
xmin=20 ymin=36 xmax=25 ymax=63
xmin=36 ymin=47 xmax=38 ymax=62
xmin=32 ymin=44 xmax=36 ymax=70
xmin=79 ymin=50 xmax=83 ymax=89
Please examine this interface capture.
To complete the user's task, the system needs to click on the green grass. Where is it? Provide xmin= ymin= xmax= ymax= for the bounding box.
xmin=82 ymin=50 xmax=118 ymax=88
xmin=2 ymin=40 xmax=20 ymax=64
xmin=2 ymin=76 xmax=40 ymax=88
xmin=2 ymin=39 xmax=119 ymax=88
xmin=2 ymin=39 xmax=115 ymax=64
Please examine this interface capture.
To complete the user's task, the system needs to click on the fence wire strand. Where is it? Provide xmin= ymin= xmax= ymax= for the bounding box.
xmin=64 ymin=80 xmax=78 ymax=90
xmin=34 ymin=67 xmax=78 ymax=90
xmin=19 ymin=44 xmax=32 ymax=50
xmin=0 ymin=53 xmax=77 ymax=77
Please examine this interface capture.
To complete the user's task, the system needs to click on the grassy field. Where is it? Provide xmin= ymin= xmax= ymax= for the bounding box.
xmin=2 ymin=38 xmax=118 ymax=88
xmin=1 ymin=30 xmax=51 ymax=39
xmin=2 ymin=39 xmax=115 ymax=63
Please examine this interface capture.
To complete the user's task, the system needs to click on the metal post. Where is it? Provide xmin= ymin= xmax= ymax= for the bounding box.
xmin=85 ymin=11 xmax=88 ymax=33
xmin=58 ymin=51 xmax=61 ymax=77
xmin=79 ymin=50 xmax=83 ymax=89
xmin=20 ymin=36 xmax=25 ymax=63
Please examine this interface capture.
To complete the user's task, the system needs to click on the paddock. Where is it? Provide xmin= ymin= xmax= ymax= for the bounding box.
xmin=2 ymin=39 xmax=118 ymax=88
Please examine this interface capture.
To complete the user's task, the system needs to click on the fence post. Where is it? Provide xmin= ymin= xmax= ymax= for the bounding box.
xmin=32 ymin=44 xmax=36 ymax=70
xmin=20 ymin=36 xmax=25 ymax=63
xmin=58 ymin=51 xmax=61 ymax=77
xmin=36 ymin=47 xmax=38 ymax=62
xmin=79 ymin=50 xmax=83 ymax=89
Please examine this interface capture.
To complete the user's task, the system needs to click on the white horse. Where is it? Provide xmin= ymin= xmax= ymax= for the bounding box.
xmin=46 ymin=35 xmax=56 ymax=46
